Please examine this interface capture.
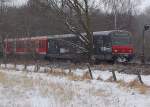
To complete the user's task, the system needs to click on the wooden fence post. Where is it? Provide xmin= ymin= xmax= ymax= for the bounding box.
xmin=4 ymin=61 xmax=7 ymax=69
xmin=24 ymin=64 xmax=27 ymax=71
xmin=49 ymin=66 xmax=53 ymax=74
xmin=136 ymin=68 xmax=144 ymax=85
xmin=34 ymin=63 xmax=40 ymax=72
xmin=111 ymin=70 xmax=117 ymax=81
xmin=69 ymin=66 xmax=72 ymax=73
xmin=87 ymin=64 xmax=93 ymax=79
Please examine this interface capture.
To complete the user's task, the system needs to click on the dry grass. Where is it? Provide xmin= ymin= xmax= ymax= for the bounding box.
xmin=67 ymin=72 xmax=83 ymax=81
xmin=117 ymin=79 xmax=150 ymax=94
xmin=21 ymin=77 xmax=34 ymax=88
xmin=1 ymin=70 xmax=74 ymax=103
xmin=82 ymin=72 xmax=92 ymax=80
xmin=69 ymin=64 xmax=77 ymax=70
xmin=105 ymin=76 xmax=114 ymax=82
xmin=47 ymin=68 xmax=100 ymax=82
xmin=93 ymin=89 xmax=109 ymax=97
xmin=47 ymin=68 xmax=67 ymax=76
xmin=117 ymin=80 xmax=129 ymax=91
xmin=117 ymin=80 xmax=127 ymax=86
xmin=39 ymin=81 xmax=75 ymax=103
xmin=99 ymin=64 xmax=109 ymax=71
xmin=0 ymin=71 xmax=34 ymax=91
xmin=67 ymin=71 xmax=92 ymax=81
xmin=0 ymin=71 xmax=7 ymax=84
xmin=104 ymin=75 xmax=150 ymax=95
xmin=96 ymin=76 xmax=103 ymax=81
xmin=35 ymin=66 xmax=150 ymax=95
xmin=127 ymin=80 xmax=150 ymax=94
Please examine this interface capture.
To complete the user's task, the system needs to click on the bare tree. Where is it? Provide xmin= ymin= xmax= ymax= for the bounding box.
xmin=0 ymin=0 xmax=11 ymax=62
xmin=101 ymin=0 xmax=141 ymax=30
xmin=28 ymin=0 xmax=98 ymax=61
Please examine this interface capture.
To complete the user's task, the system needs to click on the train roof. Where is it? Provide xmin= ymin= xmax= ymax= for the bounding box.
xmin=4 ymin=30 xmax=130 ymax=41
xmin=47 ymin=30 xmax=130 ymax=39
xmin=48 ymin=34 xmax=75 ymax=39
xmin=93 ymin=30 xmax=129 ymax=35
xmin=4 ymin=36 xmax=47 ymax=42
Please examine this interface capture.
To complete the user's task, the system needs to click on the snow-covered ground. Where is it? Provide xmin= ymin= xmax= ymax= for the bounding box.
xmin=0 ymin=64 xmax=150 ymax=107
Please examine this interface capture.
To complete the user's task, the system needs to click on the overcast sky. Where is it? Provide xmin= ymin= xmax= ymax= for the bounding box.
xmin=15 ymin=0 xmax=150 ymax=12
xmin=15 ymin=0 xmax=27 ymax=5
xmin=139 ymin=0 xmax=150 ymax=11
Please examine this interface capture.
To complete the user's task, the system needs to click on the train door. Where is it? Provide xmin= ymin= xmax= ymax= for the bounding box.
xmin=102 ymin=35 xmax=112 ymax=54
xmin=95 ymin=35 xmax=112 ymax=60
xmin=102 ymin=35 xmax=112 ymax=60
xmin=48 ymin=39 xmax=59 ymax=54
xmin=38 ymin=39 xmax=48 ymax=54
xmin=0 ymin=40 xmax=2 ymax=57
xmin=95 ymin=36 xmax=104 ymax=54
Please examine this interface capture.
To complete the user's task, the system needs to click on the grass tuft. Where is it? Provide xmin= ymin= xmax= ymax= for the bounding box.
xmin=0 ymin=71 xmax=7 ymax=84
xmin=127 ymin=80 xmax=150 ymax=94
xmin=82 ymin=72 xmax=92 ymax=80
xmin=67 ymin=72 xmax=82 ymax=81
xmin=117 ymin=79 xmax=150 ymax=94
xmin=67 ymin=71 xmax=93 ymax=81
xmin=96 ymin=76 xmax=103 ymax=81
xmin=105 ymin=76 xmax=114 ymax=82
xmin=93 ymin=89 xmax=109 ymax=97
xmin=48 ymin=68 xmax=67 ymax=76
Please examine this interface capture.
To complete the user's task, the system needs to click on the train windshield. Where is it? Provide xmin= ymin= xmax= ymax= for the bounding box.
xmin=112 ymin=33 xmax=131 ymax=45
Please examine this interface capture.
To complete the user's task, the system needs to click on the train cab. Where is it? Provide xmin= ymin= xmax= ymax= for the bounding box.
xmin=93 ymin=30 xmax=134 ymax=62
xmin=111 ymin=31 xmax=134 ymax=62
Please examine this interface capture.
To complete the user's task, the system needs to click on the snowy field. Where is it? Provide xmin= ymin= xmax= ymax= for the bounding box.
xmin=0 ymin=64 xmax=150 ymax=107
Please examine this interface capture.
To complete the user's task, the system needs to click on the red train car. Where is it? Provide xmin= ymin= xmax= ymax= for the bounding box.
xmin=32 ymin=36 xmax=48 ymax=55
xmin=4 ymin=36 xmax=48 ymax=56
xmin=4 ymin=39 xmax=14 ymax=54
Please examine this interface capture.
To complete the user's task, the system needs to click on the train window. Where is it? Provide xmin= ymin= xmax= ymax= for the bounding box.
xmin=48 ymin=40 xmax=58 ymax=49
xmin=103 ymin=36 xmax=111 ymax=47
xmin=96 ymin=36 xmax=103 ymax=47
xmin=112 ymin=33 xmax=131 ymax=45
xmin=76 ymin=40 xmax=82 ymax=46
xmin=39 ymin=41 xmax=42 ymax=48
xmin=48 ymin=40 xmax=59 ymax=54
xmin=16 ymin=41 xmax=24 ymax=48
xmin=39 ymin=40 xmax=46 ymax=48
xmin=97 ymin=39 xmax=103 ymax=46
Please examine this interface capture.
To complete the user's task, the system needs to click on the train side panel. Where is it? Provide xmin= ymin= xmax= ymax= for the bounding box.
xmin=4 ymin=39 xmax=15 ymax=55
xmin=16 ymin=39 xmax=26 ymax=54
xmin=4 ymin=37 xmax=48 ymax=57
xmin=37 ymin=39 xmax=48 ymax=55
xmin=93 ymin=35 xmax=113 ymax=60
xmin=46 ymin=36 xmax=87 ymax=61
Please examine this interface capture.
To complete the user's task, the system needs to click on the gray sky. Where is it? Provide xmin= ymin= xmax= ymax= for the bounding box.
xmin=139 ymin=0 xmax=150 ymax=11
xmin=15 ymin=0 xmax=27 ymax=5
xmin=14 ymin=0 xmax=150 ymax=12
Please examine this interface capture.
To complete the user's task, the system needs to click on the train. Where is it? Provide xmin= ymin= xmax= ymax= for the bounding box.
xmin=4 ymin=30 xmax=134 ymax=63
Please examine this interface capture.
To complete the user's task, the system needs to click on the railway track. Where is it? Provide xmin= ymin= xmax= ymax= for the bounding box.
xmin=107 ymin=62 xmax=150 ymax=75
xmin=115 ymin=62 xmax=150 ymax=68
xmin=87 ymin=61 xmax=150 ymax=75
xmin=1 ymin=60 xmax=150 ymax=75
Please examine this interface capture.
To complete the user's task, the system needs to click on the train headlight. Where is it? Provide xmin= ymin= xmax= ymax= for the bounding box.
xmin=129 ymin=49 xmax=132 ymax=53
xmin=114 ymin=50 xmax=118 ymax=53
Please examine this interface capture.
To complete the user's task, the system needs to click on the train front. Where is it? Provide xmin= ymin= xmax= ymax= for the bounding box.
xmin=112 ymin=31 xmax=134 ymax=62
